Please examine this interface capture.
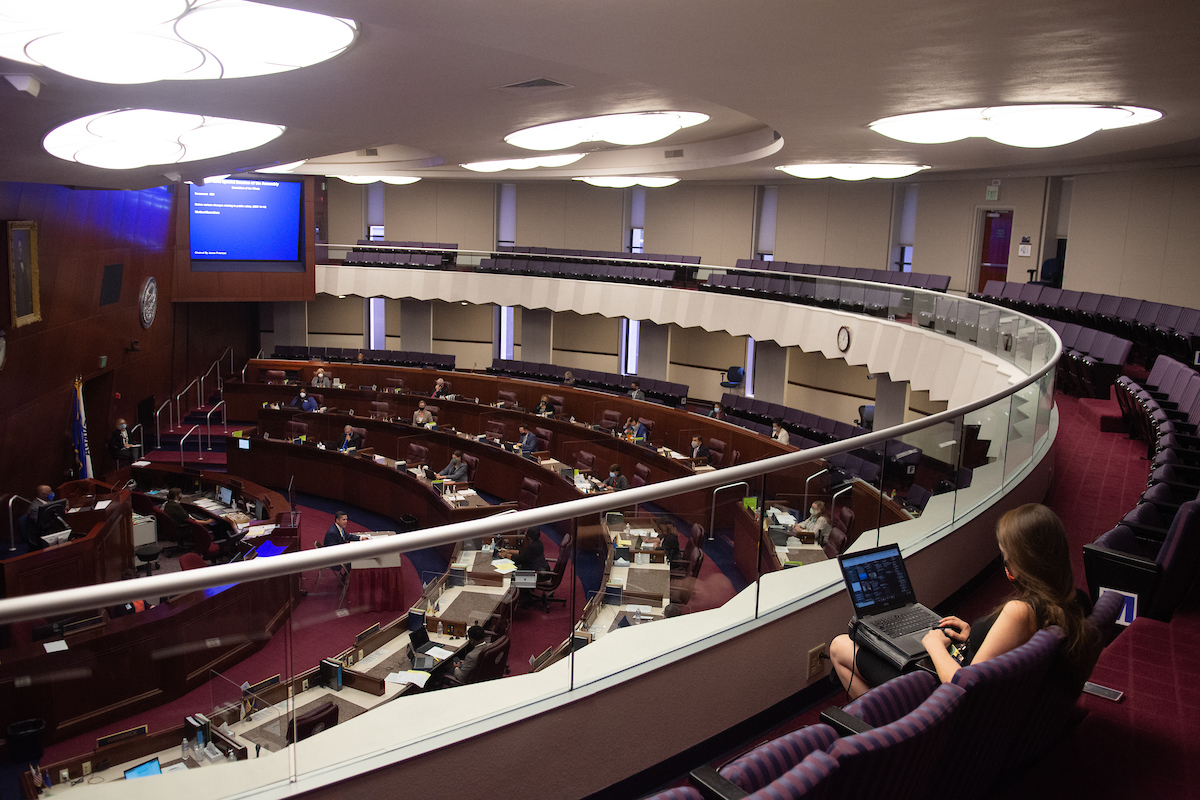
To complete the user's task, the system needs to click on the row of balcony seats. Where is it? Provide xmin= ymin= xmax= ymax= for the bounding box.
xmin=1040 ymin=319 xmax=1133 ymax=399
xmin=343 ymin=250 xmax=445 ymax=268
xmin=719 ymin=393 xmax=927 ymax=489
xmin=354 ymin=239 xmax=458 ymax=253
xmin=731 ymin=259 xmax=952 ymax=292
xmin=649 ymin=591 xmax=1123 ymax=800
xmin=705 ymin=273 xmax=907 ymax=318
xmin=488 ymin=358 xmax=689 ymax=407
xmin=973 ymin=280 xmax=1200 ymax=366
xmin=499 ymin=244 xmax=701 ymax=265
xmin=478 ymin=257 xmax=676 ymax=285
xmin=1084 ymin=356 xmax=1200 ymax=621
xmin=272 ymin=345 xmax=455 ymax=370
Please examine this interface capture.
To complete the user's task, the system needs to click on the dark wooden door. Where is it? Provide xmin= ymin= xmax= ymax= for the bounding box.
xmin=977 ymin=210 xmax=1013 ymax=292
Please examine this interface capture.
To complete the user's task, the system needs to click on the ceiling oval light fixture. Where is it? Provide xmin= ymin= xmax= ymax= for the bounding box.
xmin=334 ymin=176 xmax=422 ymax=185
xmin=43 ymin=108 xmax=285 ymax=169
xmin=573 ymin=176 xmax=680 ymax=188
xmin=775 ymin=164 xmax=929 ymax=181
xmin=460 ymin=154 xmax=586 ymax=172
xmin=505 ymin=111 xmax=709 ymax=151
xmin=0 ymin=0 xmax=357 ymax=84
xmin=869 ymin=104 xmax=1162 ymax=148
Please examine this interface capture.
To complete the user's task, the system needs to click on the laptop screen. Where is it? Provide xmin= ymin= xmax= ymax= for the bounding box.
xmin=410 ymin=625 xmax=430 ymax=649
xmin=124 ymin=758 xmax=162 ymax=780
xmin=838 ymin=544 xmax=917 ymax=616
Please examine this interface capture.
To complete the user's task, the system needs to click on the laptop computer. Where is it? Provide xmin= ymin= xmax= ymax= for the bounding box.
xmin=837 ymin=543 xmax=943 ymax=670
xmin=408 ymin=625 xmax=440 ymax=655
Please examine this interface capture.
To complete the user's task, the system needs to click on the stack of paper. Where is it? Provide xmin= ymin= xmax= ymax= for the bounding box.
xmin=384 ymin=671 xmax=431 ymax=688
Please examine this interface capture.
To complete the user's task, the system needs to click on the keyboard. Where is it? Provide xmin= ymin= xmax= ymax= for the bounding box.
xmin=875 ymin=608 xmax=939 ymax=638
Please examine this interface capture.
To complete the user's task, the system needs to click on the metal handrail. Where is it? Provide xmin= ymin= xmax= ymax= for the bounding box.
xmin=205 ymin=401 xmax=226 ymax=450
xmin=709 ymin=481 xmax=749 ymax=542
xmin=178 ymin=425 xmax=201 ymax=468
xmin=804 ymin=468 xmax=830 ymax=513
xmin=154 ymin=398 xmax=173 ymax=449
xmin=200 ymin=346 xmax=234 ymax=408
xmin=127 ymin=423 xmax=144 ymax=461
xmin=177 ymin=378 xmax=201 ymax=425
xmin=0 ymin=311 xmax=1063 ymax=625
xmin=831 ymin=483 xmax=854 ymax=533
xmin=7 ymin=494 xmax=30 ymax=553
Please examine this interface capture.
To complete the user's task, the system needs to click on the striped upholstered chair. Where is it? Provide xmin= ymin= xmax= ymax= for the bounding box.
xmin=716 ymin=723 xmax=840 ymax=793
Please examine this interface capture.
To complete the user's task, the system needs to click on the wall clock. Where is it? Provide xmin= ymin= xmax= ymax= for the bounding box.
xmin=837 ymin=325 xmax=851 ymax=353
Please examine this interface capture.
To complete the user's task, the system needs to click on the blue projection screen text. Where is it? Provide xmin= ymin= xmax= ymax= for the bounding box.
xmin=190 ymin=179 xmax=302 ymax=262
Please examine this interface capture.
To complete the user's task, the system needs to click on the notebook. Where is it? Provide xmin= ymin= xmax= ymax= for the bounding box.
xmin=837 ymin=544 xmax=942 ymax=670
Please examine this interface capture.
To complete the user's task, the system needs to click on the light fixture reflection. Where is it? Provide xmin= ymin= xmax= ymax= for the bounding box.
xmin=461 ymin=154 xmax=585 ymax=172
xmin=505 ymin=112 xmax=708 ymax=151
xmin=334 ymin=176 xmax=421 ymax=185
xmin=775 ymin=164 xmax=929 ymax=181
xmin=257 ymin=160 xmax=308 ymax=173
xmin=573 ymin=176 xmax=679 ymax=188
xmin=44 ymin=108 xmax=285 ymax=169
xmin=869 ymin=104 xmax=1161 ymax=148
xmin=0 ymin=0 xmax=358 ymax=84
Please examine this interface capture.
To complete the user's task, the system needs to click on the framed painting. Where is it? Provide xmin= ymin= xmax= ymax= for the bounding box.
xmin=8 ymin=220 xmax=41 ymax=328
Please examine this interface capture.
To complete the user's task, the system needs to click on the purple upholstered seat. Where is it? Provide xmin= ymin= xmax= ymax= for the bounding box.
xmin=719 ymin=724 xmax=840 ymax=793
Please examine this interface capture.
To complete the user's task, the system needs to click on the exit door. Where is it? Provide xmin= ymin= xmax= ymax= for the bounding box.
xmin=976 ymin=209 xmax=1013 ymax=293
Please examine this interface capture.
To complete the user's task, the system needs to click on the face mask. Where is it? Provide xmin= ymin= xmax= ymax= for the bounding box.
xmin=48 ymin=492 xmax=55 ymax=501
xmin=811 ymin=507 xmax=818 ymax=515
xmin=300 ymin=392 xmax=307 ymax=398
xmin=610 ymin=472 xmax=617 ymax=478
xmin=692 ymin=441 xmax=699 ymax=448
xmin=119 ymin=423 xmax=127 ymax=430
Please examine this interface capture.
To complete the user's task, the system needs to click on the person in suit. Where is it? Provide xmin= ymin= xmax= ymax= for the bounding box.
xmin=292 ymin=390 xmax=319 ymax=412
xmin=771 ymin=419 xmax=790 ymax=445
xmin=628 ymin=381 xmax=645 ymax=401
xmin=431 ymin=377 xmax=448 ymax=398
xmin=412 ymin=401 xmax=434 ymax=427
xmin=336 ymin=424 xmax=362 ymax=452
xmin=323 ymin=511 xmax=364 ymax=580
xmin=690 ymin=435 xmax=711 ymax=462
xmin=535 ymin=395 xmax=556 ymax=416
xmin=451 ymin=625 xmax=488 ymax=683
xmin=517 ymin=425 xmax=538 ymax=458
xmin=601 ymin=464 xmax=628 ymax=491
xmin=163 ymin=487 xmax=197 ymax=550
xmin=623 ymin=417 xmax=648 ymax=443
xmin=437 ymin=450 xmax=469 ymax=481
xmin=108 ymin=418 xmax=136 ymax=468
xmin=311 ymin=368 xmax=332 ymax=388
xmin=500 ymin=529 xmax=550 ymax=572
xmin=25 ymin=484 xmax=60 ymax=535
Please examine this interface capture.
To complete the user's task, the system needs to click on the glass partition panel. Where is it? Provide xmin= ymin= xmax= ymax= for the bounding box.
xmin=1003 ymin=381 xmax=1040 ymax=481
xmin=958 ymin=395 xmax=1012 ymax=515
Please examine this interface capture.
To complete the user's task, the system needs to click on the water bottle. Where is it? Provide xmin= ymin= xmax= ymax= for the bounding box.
xmin=226 ymin=748 xmax=237 ymax=763
xmin=436 ymin=620 xmax=443 ymax=637
xmin=182 ymin=738 xmax=191 ymax=761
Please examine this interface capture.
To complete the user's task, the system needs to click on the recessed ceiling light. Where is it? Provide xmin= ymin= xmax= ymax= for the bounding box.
xmin=573 ymin=176 xmax=680 ymax=188
xmin=869 ymin=104 xmax=1162 ymax=148
xmin=460 ymin=154 xmax=586 ymax=172
xmin=43 ymin=108 xmax=285 ymax=169
xmin=775 ymin=164 xmax=929 ymax=181
xmin=334 ymin=176 xmax=422 ymax=184
xmin=505 ymin=112 xmax=708 ymax=151
xmin=0 ymin=0 xmax=358 ymax=85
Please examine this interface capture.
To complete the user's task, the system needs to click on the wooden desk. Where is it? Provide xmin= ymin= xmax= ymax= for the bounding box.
xmin=348 ymin=531 xmax=405 ymax=613
xmin=112 ymin=463 xmax=290 ymax=525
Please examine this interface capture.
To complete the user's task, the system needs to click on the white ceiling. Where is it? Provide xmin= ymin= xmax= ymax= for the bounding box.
xmin=2 ymin=0 xmax=1199 ymax=190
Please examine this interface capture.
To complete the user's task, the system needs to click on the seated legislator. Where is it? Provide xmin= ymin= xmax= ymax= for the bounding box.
xmin=431 ymin=377 xmax=448 ymax=398
xmin=437 ymin=450 xmax=469 ymax=482
xmin=336 ymin=424 xmax=363 ymax=452
xmin=690 ymin=435 xmax=711 ymax=462
xmin=500 ymin=530 xmax=550 ymax=606
xmin=163 ymin=487 xmax=197 ymax=548
xmin=108 ymin=418 xmax=136 ymax=468
xmin=628 ymin=381 xmax=645 ymax=401
xmin=535 ymin=395 xmax=556 ymax=416
xmin=793 ymin=500 xmax=832 ymax=545
xmin=622 ymin=417 xmax=648 ymax=443
xmin=830 ymin=504 xmax=1099 ymax=700
xmin=452 ymin=625 xmax=487 ymax=683
xmin=311 ymin=368 xmax=332 ymax=388
xmin=412 ymin=401 xmax=434 ymax=427
xmin=324 ymin=511 xmax=365 ymax=579
xmin=708 ymin=403 xmax=723 ymax=419
xmin=291 ymin=390 xmax=319 ymax=412
xmin=22 ymin=484 xmax=64 ymax=548
xmin=601 ymin=464 xmax=629 ymax=491
xmin=516 ymin=425 xmax=538 ymax=459
xmin=771 ymin=419 xmax=790 ymax=445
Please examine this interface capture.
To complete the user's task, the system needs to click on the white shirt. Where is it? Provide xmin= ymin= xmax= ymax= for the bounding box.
xmin=773 ymin=427 xmax=790 ymax=445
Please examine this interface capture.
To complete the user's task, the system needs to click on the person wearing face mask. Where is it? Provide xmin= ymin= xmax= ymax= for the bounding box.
xmin=437 ymin=450 xmax=469 ymax=482
xmin=108 ymin=417 xmax=137 ymax=468
xmin=412 ymin=401 xmax=434 ymax=427
xmin=794 ymin=500 xmax=832 ymax=545
xmin=771 ymin=419 xmax=790 ymax=445
xmin=311 ymin=368 xmax=332 ymax=388
xmin=25 ymin=484 xmax=62 ymax=537
xmin=690 ymin=436 xmax=711 ymax=463
xmin=292 ymin=389 xmax=319 ymax=412
xmin=601 ymin=464 xmax=628 ymax=491
xmin=709 ymin=403 xmax=723 ymax=419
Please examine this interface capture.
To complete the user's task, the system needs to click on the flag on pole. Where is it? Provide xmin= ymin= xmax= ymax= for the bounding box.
xmin=72 ymin=377 xmax=93 ymax=479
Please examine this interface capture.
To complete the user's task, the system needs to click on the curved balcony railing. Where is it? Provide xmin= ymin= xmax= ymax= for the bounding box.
xmin=0 ymin=256 xmax=1060 ymax=800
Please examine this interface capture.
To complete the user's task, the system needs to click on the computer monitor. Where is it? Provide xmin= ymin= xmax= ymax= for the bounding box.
xmin=216 ymin=486 xmax=233 ymax=506
xmin=124 ymin=758 xmax=162 ymax=780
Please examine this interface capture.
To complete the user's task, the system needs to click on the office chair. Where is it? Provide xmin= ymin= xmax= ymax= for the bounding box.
xmin=719 ymin=366 xmax=745 ymax=389
xmin=532 ymin=534 xmax=573 ymax=612
xmin=286 ymin=700 xmax=339 ymax=744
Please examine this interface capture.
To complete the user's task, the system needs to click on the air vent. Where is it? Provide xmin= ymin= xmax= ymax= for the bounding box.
xmin=665 ymin=149 xmax=684 ymax=159
xmin=363 ymin=148 xmax=379 ymax=157
xmin=494 ymin=77 xmax=574 ymax=96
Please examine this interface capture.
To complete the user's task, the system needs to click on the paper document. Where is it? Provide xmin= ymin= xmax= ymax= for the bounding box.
xmin=44 ymin=640 xmax=68 ymax=653
xmin=133 ymin=460 xmax=151 ymax=467
xmin=426 ymin=646 xmax=455 ymax=660
xmin=385 ymin=671 xmax=432 ymax=688
xmin=626 ymin=604 xmax=653 ymax=614
xmin=94 ymin=499 xmax=112 ymax=510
